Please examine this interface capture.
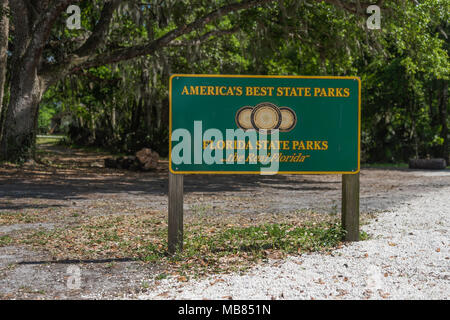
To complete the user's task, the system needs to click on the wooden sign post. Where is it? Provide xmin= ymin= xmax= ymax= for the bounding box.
xmin=342 ymin=173 xmax=360 ymax=241
xmin=168 ymin=172 xmax=184 ymax=254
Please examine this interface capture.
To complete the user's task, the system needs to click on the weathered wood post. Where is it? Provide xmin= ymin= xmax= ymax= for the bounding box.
xmin=341 ymin=173 xmax=360 ymax=241
xmin=168 ymin=172 xmax=184 ymax=254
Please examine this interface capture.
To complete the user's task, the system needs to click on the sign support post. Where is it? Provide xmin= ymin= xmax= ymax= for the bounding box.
xmin=341 ymin=173 xmax=360 ymax=241
xmin=168 ymin=172 xmax=184 ymax=254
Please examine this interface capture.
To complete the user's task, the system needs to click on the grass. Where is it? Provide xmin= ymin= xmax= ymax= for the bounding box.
xmin=36 ymin=135 xmax=65 ymax=145
xmin=359 ymin=230 xmax=369 ymax=241
xmin=181 ymin=222 xmax=345 ymax=258
xmin=362 ymin=162 xmax=449 ymax=169
xmin=0 ymin=235 xmax=13 ymax=246
xmin=141 ymin=281 xmax=150 ymax=289
xmin=58 ymin=139 xmax=126 ymax=157
xmin=66 ymin=143 xmax=116 ymax=155
xmin=167 ymin=222 xmax=347 ymax=276
xmin=0 ymin=211 xmax=45 ymax=225
xmin=18 ymin=211 xmax=363 ymax=277
xmin=190 ymin=204 xmax=213 ymax=219
xmin=155 ymin=273 xmax=168 ymax=280
xmin=36 ymin=135 xmax=123 ymax=157
xmin=361 ymin=163 xmax=408 ymax=168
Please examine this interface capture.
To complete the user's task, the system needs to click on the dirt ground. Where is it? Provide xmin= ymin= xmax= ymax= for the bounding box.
xmin=0 ymin=143 xmax=449 ymax=299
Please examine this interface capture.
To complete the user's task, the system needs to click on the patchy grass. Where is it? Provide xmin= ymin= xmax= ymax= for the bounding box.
xmin=58 ymin=139 xmax=125 ymax=157
xmin=0 ymin=211 xmax=46 ymax=225
xmin=18 ymin=210 xmax=361 ymax=277
xmin=0 ymin=235 xmax=13 ymax=246
xmin=66 ymin=143 xmax=116 ymax=155
xmin=362 ymin=163 xmax=408 ymax=168
xmin=21 ymin=213 xmax=166 ymax=260
xmin=168 ymin=221 xmax=347 ymax=277
xmin=359 ymin=230 xmax=370 ymax=241
xmin=362 ymin=162 xmax=449 ymax=170
xmin=36 ymin=135 xmax=65 ymax=145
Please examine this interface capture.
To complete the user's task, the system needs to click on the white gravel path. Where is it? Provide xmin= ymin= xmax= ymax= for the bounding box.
xmin=135 ymin=186 xmax=450 ymax=300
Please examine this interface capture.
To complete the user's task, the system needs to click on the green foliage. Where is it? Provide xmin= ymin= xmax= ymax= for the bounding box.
xmin=137 ymin=221 xmax=347 ymax=273
xmin=23 ymin=212 xmax=347 ymax=276
xmin=0 ymin=235 xmax=12 ymax=247
xmin=37 ymin=104 xmax=57 ymax=134
xmin=37 ymin=0 xmax=450 ymax=161
xmin=181 ymin=222 xmax=346 ymax=256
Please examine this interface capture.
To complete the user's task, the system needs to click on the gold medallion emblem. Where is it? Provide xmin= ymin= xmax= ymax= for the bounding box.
xmin=251 ymin=102 xmax=282 ymax=131
xmin=279 ymin=107 xmax=297 ymax=132
xmin=235 ymin=106 xmax=254 ymax=130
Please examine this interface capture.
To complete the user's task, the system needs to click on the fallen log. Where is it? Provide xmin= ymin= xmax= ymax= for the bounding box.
xmin=104 ymin=158 xmax=117 ymax=169
xmin=408 ymin=158 xmax=447 ymax=170
xmin=104 ymin=156 xmax=137 ymax=169
xmin=117 ymin=156 xmax=136 ymax=170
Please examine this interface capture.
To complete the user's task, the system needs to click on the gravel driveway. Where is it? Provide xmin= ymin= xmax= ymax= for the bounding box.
xmin=128 ymin=185 xmax=449 ymax=300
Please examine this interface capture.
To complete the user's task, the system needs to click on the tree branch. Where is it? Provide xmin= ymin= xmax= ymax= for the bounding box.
xmin=168 ymin=27 xmax=240 ymax=47
xmin=40 ymin=0 xmax=80 ymax=34
xmin=315 ymin=0 xmax=385 ymax=16
xmin=30 ymin=0 xmax=80 ymax=65
xmin=52 ymin=0 xmax=274 ymax=76
xmin=44 ymin=0 xmax=389 ymax=83
xmin=74 ymin=0 xmax=121 ymax=56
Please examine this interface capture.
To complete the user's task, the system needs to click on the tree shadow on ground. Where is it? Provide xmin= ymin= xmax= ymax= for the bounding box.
xmin=0 ymin=168 xmax=340 ymax=207
xmin=17 ymin=257 xmax=137 ymax=265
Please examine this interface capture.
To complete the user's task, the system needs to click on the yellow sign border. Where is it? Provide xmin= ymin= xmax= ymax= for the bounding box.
xmin=169 ymin=74 xmax=361 ymax=175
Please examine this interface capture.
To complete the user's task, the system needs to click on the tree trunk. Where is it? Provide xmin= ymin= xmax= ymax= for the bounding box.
xmin=130 ymin=97 xmax=143 ymax=133
xmin=439 ymin=80 xmax=449 ymax=163
xmin=161 ymin=98 xmax=169 ymax=129
xmin=0 ymin=69 xmax=45 ymax=161
xmin=0 ymin=0 xmax=48 ymax=162
xmin=428 ymin=81 xmax=436 ymax=126
xmin=144 ymin=95 xmax=153 ymax=132
xmin=0 ymin=0 xmax=9 ymax=138
xmin=409 ymin=158 xmax=447 ymax=170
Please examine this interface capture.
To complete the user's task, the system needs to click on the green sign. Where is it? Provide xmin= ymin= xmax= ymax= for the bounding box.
xmin=169 ymin=74 xmax=360 ymax=174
